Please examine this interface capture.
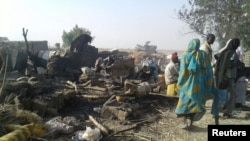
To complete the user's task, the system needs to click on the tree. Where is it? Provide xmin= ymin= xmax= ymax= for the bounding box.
xmin=62 ymin=24 xmax=92 ymax=47
xmin=178 ymin=0 xmax=250 ymax=49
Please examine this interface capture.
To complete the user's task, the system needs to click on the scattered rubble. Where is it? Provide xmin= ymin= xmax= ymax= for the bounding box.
xmin=0 ymin=34 xmax=181 ymax=141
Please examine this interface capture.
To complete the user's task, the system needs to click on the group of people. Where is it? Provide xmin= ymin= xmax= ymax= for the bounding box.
xmin=94 ymin=36 xmax=248 ymax=129
xmin=164 ymin=34 xmax=249 ymax=129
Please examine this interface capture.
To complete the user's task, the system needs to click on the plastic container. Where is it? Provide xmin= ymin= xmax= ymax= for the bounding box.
xmin=157 ymin=74 xmax=166 ymax=90
xmin=167 ymin=83 xmax=177 ymax=96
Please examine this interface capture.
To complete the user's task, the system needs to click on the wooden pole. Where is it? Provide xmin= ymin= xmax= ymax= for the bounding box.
xmin=0 ymin=55 xmax=8 ymax=97
xmin=88 ymin=115 xmax=109 ymax=135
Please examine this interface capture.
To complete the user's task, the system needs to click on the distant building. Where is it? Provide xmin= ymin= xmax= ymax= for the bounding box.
xmin=0 ymin=37 xmax=9 ymax=42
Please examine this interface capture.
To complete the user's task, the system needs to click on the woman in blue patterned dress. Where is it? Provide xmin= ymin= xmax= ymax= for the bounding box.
xmin=175 ymin=38 xmax=213 ymax=129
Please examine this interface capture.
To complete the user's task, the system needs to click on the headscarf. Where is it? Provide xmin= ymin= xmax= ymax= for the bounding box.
xmin=228 ymin=38 xmax=240 ymax=50
xmin=185 ymin=38 xmax=202 ymax=72
xmin=214 ymin=39 xmax=232 ymax=60
xmin=215 ymin=38 xmax=240 ymax=59
xmin=214 ymin=38 xmax=240 ymax=89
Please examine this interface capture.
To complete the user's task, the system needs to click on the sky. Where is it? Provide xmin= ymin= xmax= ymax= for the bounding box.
xmin=0 ymin=0 xmax=201 ymax=50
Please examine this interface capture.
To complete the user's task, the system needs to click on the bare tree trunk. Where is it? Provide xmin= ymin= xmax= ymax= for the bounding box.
xmin=22 ymin=28 xmax=37 ymax=74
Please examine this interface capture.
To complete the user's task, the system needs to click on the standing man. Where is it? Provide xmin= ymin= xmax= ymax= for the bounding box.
xmin=164 ymin=53 xmax=179 ymax=85
xmin=200 ymin=33 xmax=216 ymax=62
xmin=164 ymin=53 xmax=180 ymax=96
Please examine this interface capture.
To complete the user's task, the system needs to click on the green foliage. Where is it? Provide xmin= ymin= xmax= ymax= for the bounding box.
xmin=178 ymin=0 xmax=250 ymax=49
xmin=62 ymin=24 xmax=91 ymax=47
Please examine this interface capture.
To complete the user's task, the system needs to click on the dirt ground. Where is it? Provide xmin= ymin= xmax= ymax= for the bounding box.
xmin=54 ymin=92 xmax=250 ymax=141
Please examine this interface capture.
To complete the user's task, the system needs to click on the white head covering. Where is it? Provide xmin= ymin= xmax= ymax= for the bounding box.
xmin=218 ymin=39 xmax=232 ymax=54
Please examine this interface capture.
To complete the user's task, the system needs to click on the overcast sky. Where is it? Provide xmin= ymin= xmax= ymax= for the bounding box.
xmin=0 ymin=0 xmax=203 ymax=50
